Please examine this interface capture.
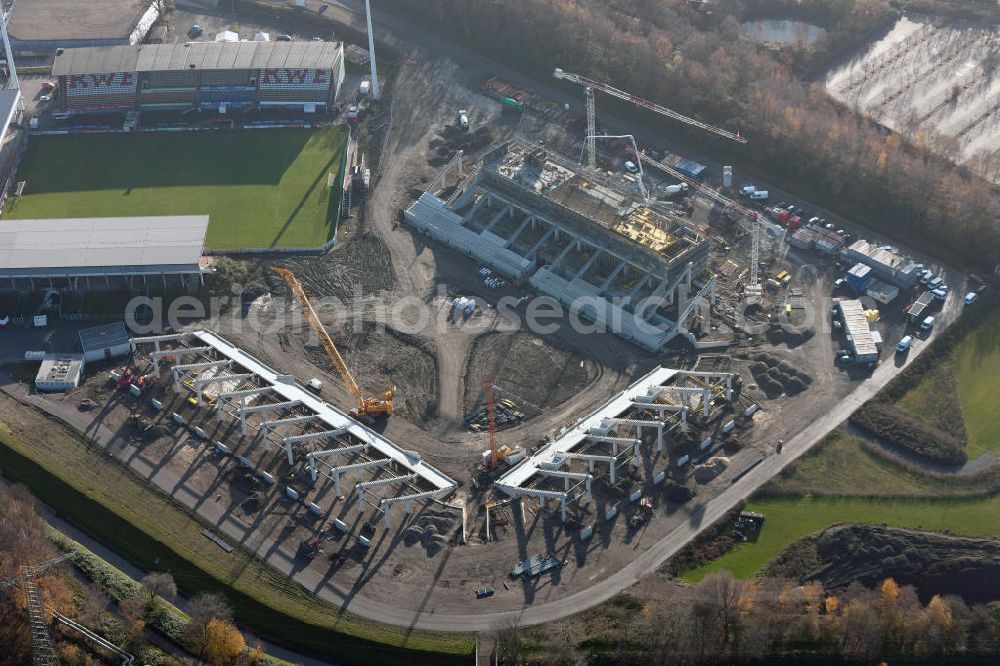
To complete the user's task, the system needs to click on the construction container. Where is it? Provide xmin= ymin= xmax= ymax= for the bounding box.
xmin=501 ymin=96 xmax=526 ymax=112
xmin=505 ymin=450 xmax=526 ymax=466
xmin=672 ymin=158 xmax=707 ymax=181
xmin=847 ymin=263 xmax=874 ymax=292
xmin=866 ymin=280 xmax=899 ymax=304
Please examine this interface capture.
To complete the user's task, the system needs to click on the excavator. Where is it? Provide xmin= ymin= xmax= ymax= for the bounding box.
xmin=271 ymin=267 xmax=394 ymax=419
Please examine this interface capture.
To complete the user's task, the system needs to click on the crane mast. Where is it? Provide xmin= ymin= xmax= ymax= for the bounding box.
xmin=554 ymin=67 xmax=747 ymax=169
xmin=272 ymin=267 xmax=393 ymax=417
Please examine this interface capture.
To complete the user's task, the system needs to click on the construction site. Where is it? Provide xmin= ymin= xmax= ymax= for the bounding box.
xmin=0 ymin=8 xmax=964 ymax=637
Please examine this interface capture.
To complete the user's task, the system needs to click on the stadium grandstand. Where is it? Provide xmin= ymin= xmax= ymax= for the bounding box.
xmin=52 ymin=41 xmax=346 ymax=113
xmin=0 ymin=215 xmax=209 ymax=292
xmin=6 ymin=0 xmax=159 ymax=56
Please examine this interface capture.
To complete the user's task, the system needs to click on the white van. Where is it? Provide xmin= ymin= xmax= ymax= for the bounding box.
xmin=749 ymin=190 xmax=769 ymax=201
xmin=624 ymin=160 xmax=640 ymax=174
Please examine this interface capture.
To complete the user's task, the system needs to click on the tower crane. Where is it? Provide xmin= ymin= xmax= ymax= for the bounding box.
xmin=483 ymin=381 xmax=543 ymax=470
xmin=552 ymin=68 xmax=768 ymax=296
xmin=553 ymin=67 xmax=747 ymax=170
xmin=1 ymin=552 xmax=77 ymax=666
xmin=272 ymin=267 xmax=394 ymax=419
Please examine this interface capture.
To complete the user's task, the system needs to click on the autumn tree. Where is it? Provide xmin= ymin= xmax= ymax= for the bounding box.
xmin=202 ymin=617 xmax=245 ymax=665
xmin=184 ymin=592 xmax=234 ymax=652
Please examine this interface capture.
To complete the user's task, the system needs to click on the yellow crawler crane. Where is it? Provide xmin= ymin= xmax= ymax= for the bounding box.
xmin=272 ymin=267 xmax=394 ymax=418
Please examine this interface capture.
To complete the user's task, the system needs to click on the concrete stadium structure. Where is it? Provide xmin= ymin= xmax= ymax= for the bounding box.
xmin=0 ymin=215 xmax=208 ymax=292
xmin=6 ymin=0 xmax=159 ymax=56
xmin=129 ymin=329 xmax=458 ymax=528
xmin=497 ymin=365 xmax=740 ymax=521
xmin=52 ymin=41 xmax=346 ymax=113
xmin=405 ymin=139 xmax=715 ymax=352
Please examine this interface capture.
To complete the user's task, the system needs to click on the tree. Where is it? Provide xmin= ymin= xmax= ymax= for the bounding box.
xmin=493 ymin=615 xmax=524 ymax=665
xmin=202 ymin=617 xmax=245 ymax=665
xmin=184 ymin=592 xmax=233 ymax=651
xmin=141 ymin=572 xmax=177 ymax=607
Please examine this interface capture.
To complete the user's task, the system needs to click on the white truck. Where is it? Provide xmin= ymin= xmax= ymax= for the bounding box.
xmin=661 ymin=183 xmax=689 ymax=198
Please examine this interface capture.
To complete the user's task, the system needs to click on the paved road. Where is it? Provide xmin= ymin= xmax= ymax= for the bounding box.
xmin=1 ymin=292 xmax=964 ymax=636
xmin=0 ymin=1 xmax=971 ymax=638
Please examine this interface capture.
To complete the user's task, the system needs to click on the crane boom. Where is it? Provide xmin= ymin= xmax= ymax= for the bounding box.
xmin=272 ymin=267 xmax=393 ymax=417
xmin=554 ymin=68 xmax=747 ymax=144
xmin=635 ymin=151 xmax=760 ymax=220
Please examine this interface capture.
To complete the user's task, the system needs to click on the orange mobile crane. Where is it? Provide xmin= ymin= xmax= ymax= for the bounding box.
xmin=272 ymin=267 xmax=394 ymax=419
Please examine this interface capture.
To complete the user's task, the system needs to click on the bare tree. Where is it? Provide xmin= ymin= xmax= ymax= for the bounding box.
xmin=492 ymin=615 xmax=524 ymax=665
xmin=184 ymin=592 xmax=233 ymax=650
xmin=141 ymin=571 xmax=177 ymax=606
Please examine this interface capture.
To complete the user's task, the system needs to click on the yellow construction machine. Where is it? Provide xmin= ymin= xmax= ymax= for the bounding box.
xmin=271 ymin=267 xmax=394 ymax=418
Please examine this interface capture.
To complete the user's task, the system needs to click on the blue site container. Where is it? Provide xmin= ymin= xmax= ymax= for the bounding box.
xmin=672 ymin=158 xmax=708 ymax=181
xmin=846 ymin=263 xmax=873 ymax=292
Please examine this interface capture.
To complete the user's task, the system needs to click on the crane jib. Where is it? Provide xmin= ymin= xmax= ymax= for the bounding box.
xmin=557 ymin=69 xmax=748 ymax=144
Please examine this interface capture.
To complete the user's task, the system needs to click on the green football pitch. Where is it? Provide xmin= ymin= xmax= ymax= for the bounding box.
xmin=5 ymin=126 xmax=348 ymax=250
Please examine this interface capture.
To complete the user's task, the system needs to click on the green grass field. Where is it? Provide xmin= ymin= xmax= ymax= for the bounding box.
xmin=763 ymin=432 xmax=1000 ymax=498
xmin=956 ymin=312 xmax=1000 ymax=456
xmin=6 ymin=127 xmax=348 ymax=250
xmin=0 ymin=417 xmax=473 ymax=664
xmin=681 ymin=493 xmax=1000 ymax=583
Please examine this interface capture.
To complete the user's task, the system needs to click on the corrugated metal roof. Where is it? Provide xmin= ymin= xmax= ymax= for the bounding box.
xmin=79 ymin=321 xmax=130 ymax=352
xmin=838 ymin=299 xmax=879 ymax=358
xmin=53 ymin=41 xmax=342 ymax=75
xmin=0 ymin=216 xmax=208 ymax=271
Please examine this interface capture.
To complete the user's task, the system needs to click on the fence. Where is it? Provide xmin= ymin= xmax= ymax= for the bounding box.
xmin=0 ymin=129 xmax=31 ymax=214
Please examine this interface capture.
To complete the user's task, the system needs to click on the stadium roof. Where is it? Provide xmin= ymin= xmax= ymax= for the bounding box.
xmin=53 ymin=41 xmax=344 ymax=76
xmin=7 ymin=0 xmax=152 ymax=43
xmin=0 ymin=216 xmax=208 ymax=278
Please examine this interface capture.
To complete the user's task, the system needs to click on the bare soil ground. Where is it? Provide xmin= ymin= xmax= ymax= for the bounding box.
xmin=0 ymin=0 xmax=952 ymax=625
xmin=462 ymin=332 xmax=601 ymax=419
xmin=300 ymin=322 xmax=439 ymax=425
xmin=767 ymin=524 xmax=1000 ymax=604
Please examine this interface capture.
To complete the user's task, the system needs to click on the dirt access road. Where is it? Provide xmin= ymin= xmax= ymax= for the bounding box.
xmin=213 ymin=0 xmax=969 ymax=631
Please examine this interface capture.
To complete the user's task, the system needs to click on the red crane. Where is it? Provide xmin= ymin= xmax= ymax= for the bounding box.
xmin=485 ymin=380 xmax=499 ymax=470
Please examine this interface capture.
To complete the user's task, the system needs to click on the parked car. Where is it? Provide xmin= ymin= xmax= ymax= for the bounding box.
xmin=276 ymin=33 xmax=292 ymax=41
xmin=920 ymin=315 xmax=935 ymax=332
xmin=476 ymin=586 xmax=495 ymax=599
xmin=895 ymin=335 xmax=913 ymax=354
xmin=624 ymin=160 xmax=640 ymax=174
xmin=40 ymin=81 xmax=56 ymax=92
xmin=964 ymin=291 xmax=979 ymax=305
xmin=833 ymin=278 xmax=847 ymax=291
xmin=931 ymin=286 xmax=948 ymax=300
xmin=188 ymin=24 xmax=203 ymax=37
